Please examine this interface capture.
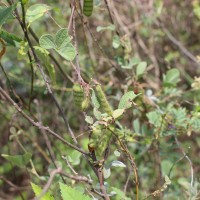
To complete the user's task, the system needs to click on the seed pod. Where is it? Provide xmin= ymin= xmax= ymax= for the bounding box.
xmin=73 ymin=83 xmax=84 ymax=109
xmin=95 ymin=85 xmax=113 ymax=115
xmin=83 ymin=0 xmax=93 ymax=17
xmin=81 ymin=97 xmax=90 ymax=111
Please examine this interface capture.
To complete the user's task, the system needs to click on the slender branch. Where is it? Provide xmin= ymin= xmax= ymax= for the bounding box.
xmin=0 ymin=87 xmax=88 ymax=155
xmin=0 ymin=62 xmax=24 ymax=106
xmin=108 ymin=128 xmax=139 ymax=200
xmin=0 ymin=176 xmax=28 ymax=191
xmin=174 ymin=135 xmax=194 ymax=187
xmin=12 ymin=0 xmax=77 ymax=143
xmin=34 ymin=167 xmax=93 ymax=200
xmin=34 ymin=168 xmax=62 ymax=200
xmin=157 ymin=20 xmax=199 ymax=65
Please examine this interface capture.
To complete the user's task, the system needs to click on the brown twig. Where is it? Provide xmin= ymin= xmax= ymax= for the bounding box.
xmin=108 ymin=128 xmax=139 ymax=200
xmin=0 ymin=87 xmax=88 ymax=155
xmin=157 ymin=20 xmax=199 ymax=66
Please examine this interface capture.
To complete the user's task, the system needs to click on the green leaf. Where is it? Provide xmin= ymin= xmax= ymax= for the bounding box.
xmin=136 ymin=62 xmax=147 ymax=78
xmin=103 ymin=167 xmax=111 ymax=179
xmin=112 ymin=109 xmax=124 ymax=119
xmin=118 ymin=91 xmax=140 ymax=109
xmin=39 ymin=34 xmax=56 ymax=49
xmin=39 ymin=29 xmax=76 ymax=61
xmin=111 ymin=160 xmax=126 ymax=168
xmin=164 ymin=175 xmax=171 ymax=185
xmin=163 ymin=68 xmax=180 ymax=87
xmin=93 ymin=108 xmax=101 ymax=120
xmin=96 ymin=24 xmax=115 ymax=32
xmin=55 ymin=28 xmax=71 ymax=49
xmin=114 ymin=150 xmax=121 ymax=157
xmin=91 ymin=89 xmax=100 ymax=109
xmin=85 ymin=116 xmax=93 ymax=124
xmin=112 ymin=35 xmax=121 ymax=49
xmin=31 ymin=183 xmax=54 ymax=200
xmin=2 ymin=152 xmax=32 ymax=168
xmin=59 ymin=182 xmax=91 ymax=200
xmin=161 ymin=160 xmax=172 ymax=175
xmin=0 ymin=29 xmax=23 ymax=46
xmin=67 ymin=150 xmax=82 ymax=166
xmin=133 ymin=119 xmax=140 ymax=133
xmin=146 ymin=111 xmax=162 ymax=127
xmin=111 ymin=187 xmax=131 ymax=200
xmin=0 ymin=3 xmax=18 ymax=27
xmin=56 ymin=44 xmax=76 ymax=61
xmin=26 ymin=4 xmax=52 ymax=25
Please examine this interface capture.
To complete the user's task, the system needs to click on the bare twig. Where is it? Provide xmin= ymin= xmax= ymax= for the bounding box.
xmin=0 ymin=87 xmax=88 ymax=155
xmin=34 ymin=168 xmax=62 ymax=200
xmin=0 ymin=176 xmax=28 ymax=191
xmin=157 ymin=20 xmax=199 ymax=65
xmin=34 ymin=167 xmax=93 ymax=200
xmin=108 ymin=128 xmax=139 ymax=200
xmin=174 ymin=135 xmax=194 ymax=187
xmin=62 ymin=155 xmax=78 ymax=175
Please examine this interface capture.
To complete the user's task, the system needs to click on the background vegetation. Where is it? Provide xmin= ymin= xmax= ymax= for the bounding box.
xmin=0 ymin=0 xmax=200 ymax=199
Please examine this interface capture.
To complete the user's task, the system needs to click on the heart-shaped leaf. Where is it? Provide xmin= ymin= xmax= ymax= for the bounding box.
xmin=39 ymin=34 xmax=56 ymax=49
xmin=39 ymin=29 xmax=76 ymax=61
xmin=55 ymin=28 xmax=71 ymax=49
xmin=56 ymin=44 xmax=76 ymax=61
xmin=26 ymin=4 xmax=52 ymax=24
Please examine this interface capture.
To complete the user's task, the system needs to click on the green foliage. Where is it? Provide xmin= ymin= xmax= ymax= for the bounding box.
xmin=163 ymin=68 xmax=180 ymax=87
xmin=1 ymin=152 xmax=32 ymax=168
xmin=1 ymin=1 xmax=200 ymax=199
xmin=59 ymin=182 xmax=91 ymax=200
xmin=26 ymin=4 xmax=52 ymax=25
xmin=112 ymin=109 xmax=124 ymax=120
xmin=136 ymin=61 xmax=147 ymax=79
xmin=39 ymin=28 xmax=76 ymax=61
xmin=0 ymin=3 xmax=18 ymax=27
xmin=0 ymin=29 xmax=22 ymax=46
xmin=31 ymin=183 xmax=54 ymax=200
xmin=111 ymin=187 xmax=131 ymax=200
xmin=118 ymin=91 xmax=140 ymax=109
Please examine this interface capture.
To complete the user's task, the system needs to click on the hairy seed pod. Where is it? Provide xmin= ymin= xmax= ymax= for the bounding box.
xmin=73 ymin=83 xmax=84 ymax=109
xmin=95 ymin=85 xmax=113 ymax=115
xmin=83 ymin=0 xmax=93 ymax=17
xmin=81 ymin=97 xmax=90 ymax=111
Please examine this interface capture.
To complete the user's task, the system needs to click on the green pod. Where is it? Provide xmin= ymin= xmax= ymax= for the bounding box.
xmin=83 ymin=0 xmax=93 ymax=17
xmin=73 ymin=83 xmax=84 ymax=109
xmin=95 ymin=85 xmax=113 ymax=116
xmin=81 ymin=97 xmax=90 ymax=111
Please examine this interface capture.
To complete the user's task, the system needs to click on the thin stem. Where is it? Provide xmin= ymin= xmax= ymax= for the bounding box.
xmin=0 ymin=87 xmax=88 ymax=155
